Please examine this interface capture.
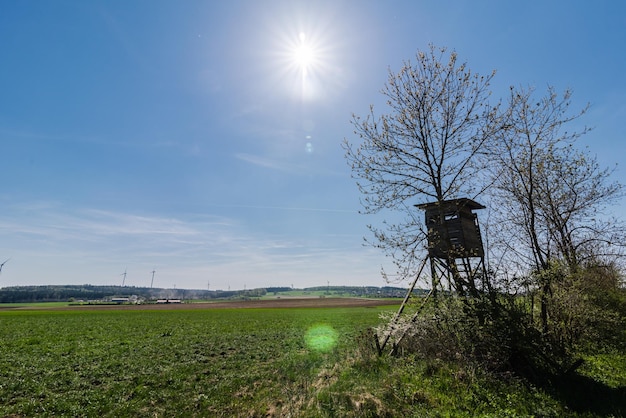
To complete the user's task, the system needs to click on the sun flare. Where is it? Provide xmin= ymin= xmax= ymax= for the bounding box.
xmin=272 ymin=25 xmax=338 ymax=102
xmin=293 ymin=32 xmax=315 ymax=74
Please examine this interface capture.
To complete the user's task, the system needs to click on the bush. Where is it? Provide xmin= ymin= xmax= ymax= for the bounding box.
xmin=379 ymin=262 xmax=626 ymax=384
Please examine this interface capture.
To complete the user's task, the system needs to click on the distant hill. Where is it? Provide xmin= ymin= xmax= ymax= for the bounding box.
xmin=0 ymin=284 xmax=426 ymax=304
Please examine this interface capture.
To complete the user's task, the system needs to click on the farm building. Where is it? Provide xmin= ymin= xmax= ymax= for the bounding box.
xmin=156 ymin=299 xmax=182 ymax=304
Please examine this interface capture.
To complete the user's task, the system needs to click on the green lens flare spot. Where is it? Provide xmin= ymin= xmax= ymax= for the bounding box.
xmin=305 ymin=324 xmax=338 ymax=352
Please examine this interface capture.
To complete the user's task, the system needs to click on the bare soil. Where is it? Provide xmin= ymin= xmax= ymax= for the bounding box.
xmin=63 ymin=297 xmax=400 ymax=311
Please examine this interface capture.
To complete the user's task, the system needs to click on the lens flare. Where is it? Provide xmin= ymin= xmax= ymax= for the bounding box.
xmin=305 ymin=324 xmax=338 ymax=352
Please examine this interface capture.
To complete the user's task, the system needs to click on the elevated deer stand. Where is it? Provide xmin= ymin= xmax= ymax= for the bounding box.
xmin=376 ymin=198 xmax=487 ymax=355
xmin=418 ymin=198 xmax=487 ymax=298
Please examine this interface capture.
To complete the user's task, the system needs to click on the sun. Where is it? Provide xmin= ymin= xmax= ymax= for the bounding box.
xmin=286 ymin=31 xmax=325 ymax=100
xmin=272 ymin=27 xmax=335 ymax=102
xmin=293 ymin=33 xmax=315 ymax=75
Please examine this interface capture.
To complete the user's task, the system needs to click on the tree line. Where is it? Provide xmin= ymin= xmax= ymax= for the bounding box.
xmin=0 ymin=285 xmax=248 ymax=303
xmin=0 ymin=284 xmax=415 ymax=303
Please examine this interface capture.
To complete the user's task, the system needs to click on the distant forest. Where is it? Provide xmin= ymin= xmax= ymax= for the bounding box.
xmin=0 ymin=284 xmax=421 ymax=303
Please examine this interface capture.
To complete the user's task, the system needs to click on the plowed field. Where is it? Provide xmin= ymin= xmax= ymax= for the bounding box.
xmin=62 ymin=297 xmax=400 ymax=311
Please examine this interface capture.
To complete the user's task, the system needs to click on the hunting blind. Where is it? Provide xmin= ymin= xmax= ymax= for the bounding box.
xmin=376 ymin=198 xmax=488 ymax=355
xmin=416 ymin=197 xmax=487 ymax=298
xmin=416 ymin=198 xmax=485 ymax=259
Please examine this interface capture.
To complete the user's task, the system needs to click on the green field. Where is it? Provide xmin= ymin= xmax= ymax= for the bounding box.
xmin=0 ymin=304 xmax=624 ymax=417
xmin=0 ymin=305 xmax=392 ymax=417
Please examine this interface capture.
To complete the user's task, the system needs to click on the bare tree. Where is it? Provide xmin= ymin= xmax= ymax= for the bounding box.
xmin=535 ymin=144 xmax=623 ymax=267
xmin=487 ymin=85 xmax=624 ymax=331
xmin=343 ymin=45 xmax=499 ymax=292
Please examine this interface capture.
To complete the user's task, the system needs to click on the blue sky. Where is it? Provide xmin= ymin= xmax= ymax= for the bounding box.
xmin=1 ymin=1 xmax=624 ymax=290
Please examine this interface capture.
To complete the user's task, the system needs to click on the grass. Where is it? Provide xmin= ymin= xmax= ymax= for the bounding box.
xmin=0 ymin=305 xmax=388 ymax=416
xmin=0 ymin=301 xmax=72 ymax=309
xmin=260 ymin=289 xmax=341 ymax=298
xmin=0 ymin=305 xmax=624 ymax=417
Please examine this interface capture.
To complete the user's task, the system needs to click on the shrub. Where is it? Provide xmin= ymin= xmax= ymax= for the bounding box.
xmin=379 ymin=262 xmax=626 ymax=387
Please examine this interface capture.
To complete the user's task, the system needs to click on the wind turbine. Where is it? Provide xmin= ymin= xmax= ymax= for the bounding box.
xmin=0 ymin=258 xmax=10 ymax=275
xmin=120 ymin=269 xmax=127 ymax=287
xmin=150 ymin=270 xmax=156 ymax=288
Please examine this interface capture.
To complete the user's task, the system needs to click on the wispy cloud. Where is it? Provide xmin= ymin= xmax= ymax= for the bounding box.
xmin=233 ymin=152 xmax=348 ymax=178
xmin=205 ymin=202 xmax=356 ymax=214
xmin=234 ymin=152 xmax=297 ymax=172
xmin=0 ymin=201 xmax=387 ymax=289
xmin=0 ymin=127 xmax=123 ymax=147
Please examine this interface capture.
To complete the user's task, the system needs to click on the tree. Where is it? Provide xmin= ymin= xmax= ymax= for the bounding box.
xmin=343 ymin=45 xmax=499 ymax=294
xmin=487 ymin=85 xmax=625 ymax=332
xmin=346 ymin=47 xmax=626 ymax=379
